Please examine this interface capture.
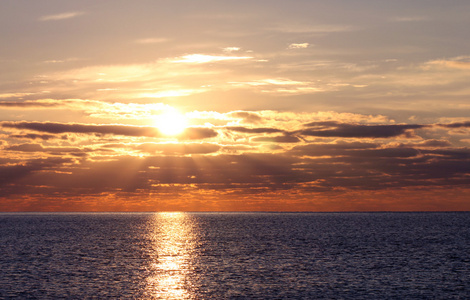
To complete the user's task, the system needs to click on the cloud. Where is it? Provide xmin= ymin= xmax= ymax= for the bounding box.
xmin=138 ymin=89 xmax=203 ymax=98
xmin=422 ymin=148 xmax=470 ymax=159
xmin=1 ymin=121 xmax=218 ymax=140
xmin=229 ymin=79 xmax=326 ymax=95
xmin=225 ymin=126 xmax=284 ymax=134
xmin=287 ymin=143 xmax=470 ymax=191
xmin=438 ymin=121 xmax=470 ymax=128
xmin=6 ymin=143 xmax=45 ymax=152
xmin=9 ymin=133 xmax=58 ymax=140
xmin=270 ymin=24 xmax=354 ymax=34
xmin=390 ymin=16 xmax=428 ymax=22
xmin=430 ymin=60 xmax=470 ymax=70
xmin=2 ymin=121 xmax=160 ymax=137
xmin=5 ymin=143 xmax=86 ymax=157
xmin=30 ymin=57 xmax=225 ymax=102
xmin=288 ymin=43 xmax=309 ymax=49
xmin=43 ymin=58 xmax=79 ymax=64
xmin=1 ymin=129 xmax=469 ymax=207
xmin=222 ymin=47 xmax=241 ymax=53
xmin=298 ymin=121 xmax=427 ymax=138
xmin=230 ymin=79 xmax=308 ymax=86
xmin=0 ymin=93 xmax=34 ymax=99
xmin=292 ymin=141 xmax=380 ymax=153
xmin=252 ymin=135 xmax=301 ymax=143
xmin=135 ymin=38 xmax=168 ymax=44
xmin=179 ymin=127 xmax=218 ymax=140
xmin=0 ymin=101 xmax=60 ymax=108
xmin=2 ymin=143 xmax=468 ymax=200
xmin=39 ymin=12 xmax=84 ymax=21
xmin=227 ymin=111 xmax=263 ymax=124
xmin=404 ymin=139 xmax=452 ymax=148
xmin=426 ymin=56 xmax=470 ymax=70
xmin=0 ymin=157 xmax=73 ymax=190
xmin=171 ymin=54 xmax=253 ymax=64
xmin=0 ymin=105 xmax=467 ymax=209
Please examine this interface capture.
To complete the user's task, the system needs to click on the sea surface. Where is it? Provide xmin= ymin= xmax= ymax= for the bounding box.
xmin=1 ymin=212 xmax=469 ymax=299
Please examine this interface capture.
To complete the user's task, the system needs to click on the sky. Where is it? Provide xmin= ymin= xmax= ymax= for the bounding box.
xmin=1 ymin=0 xmax=469 ymax=211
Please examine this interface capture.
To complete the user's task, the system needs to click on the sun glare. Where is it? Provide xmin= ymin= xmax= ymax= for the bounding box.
xmin=154 ymin=109 xmax=188 ymax=136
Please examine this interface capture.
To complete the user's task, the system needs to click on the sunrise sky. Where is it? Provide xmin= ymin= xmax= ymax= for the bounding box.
xmin=1 ymin=0 xmax=469 ymax=211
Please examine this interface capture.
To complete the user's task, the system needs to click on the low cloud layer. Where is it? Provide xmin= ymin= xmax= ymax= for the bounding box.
xmin=1 ymin=110 xmax=469 ymax=211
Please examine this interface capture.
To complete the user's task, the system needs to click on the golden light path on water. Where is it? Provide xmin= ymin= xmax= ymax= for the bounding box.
xmin=144 ymin=212 xmax=198 ymax=299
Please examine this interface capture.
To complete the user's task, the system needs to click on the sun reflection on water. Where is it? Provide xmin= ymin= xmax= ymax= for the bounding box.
xmin=145 ymin=212 xmax=198 ymax=299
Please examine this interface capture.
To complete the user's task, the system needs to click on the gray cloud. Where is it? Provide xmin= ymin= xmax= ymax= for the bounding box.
xmin=228 ymin=111 xmax=263 ymax=124
xmin=6 ymin=143 xmax=45 ymax=152
xmin=2 ymin=121 xmax=160 ymax=137
xmin=251 ymin=135 xmax=301 ymax=143
xmin=9 ymin=133 xmax=58 ymax=140
xmin=1 ymin=143 xmax=468 ymax=199
xmin=5 ymin=143 xmax=87 ymax=157
xmin=225 ymin=126 xmax=284 ymax=134
xmin=0 ymin=157 xmax=73 ymax=194
xmin=2 ymin=121 xmax=218 ymax=140
xmin=298 ymin=121 xmax=427 ymax=138
xmin=180 ymin=127 xmax=218 ymax=140
xmin=438 ymin=121 xmax=470 ymax=128
xmin=0 ymin=101 xmax=60 ymax=108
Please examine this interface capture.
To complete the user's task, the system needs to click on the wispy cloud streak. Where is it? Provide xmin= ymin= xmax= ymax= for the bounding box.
xmin=39 ymin=12 xmax=84 ymax=21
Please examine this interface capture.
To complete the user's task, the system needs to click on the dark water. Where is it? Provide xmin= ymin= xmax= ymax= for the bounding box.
xmin=1 ymin=212 xmax=469 ymax=299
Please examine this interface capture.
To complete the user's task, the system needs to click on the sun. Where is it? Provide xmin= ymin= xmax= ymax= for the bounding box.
xmin=154 ymin=108 xmax=188 ymax=136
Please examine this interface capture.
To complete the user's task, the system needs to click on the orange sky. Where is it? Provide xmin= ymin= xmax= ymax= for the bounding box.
xmin=1 ymin=0 xmax=469 ymax=211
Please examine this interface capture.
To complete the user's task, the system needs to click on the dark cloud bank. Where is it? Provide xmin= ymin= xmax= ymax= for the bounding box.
xmin=1 ymin=119 xmax=469 ymax=209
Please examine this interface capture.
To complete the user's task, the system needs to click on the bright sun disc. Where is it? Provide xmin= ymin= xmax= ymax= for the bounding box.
xmin=154 ymin=109 xmax=188 ymax=136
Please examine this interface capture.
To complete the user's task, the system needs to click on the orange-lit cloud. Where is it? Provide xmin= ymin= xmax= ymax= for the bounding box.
xmin=171 ymin=54 xmax=253 ymax=64
xmin=135 ymin=38 xmax=168 ymax=44
xmin=427 ymin=60 xmax=470 ymax=70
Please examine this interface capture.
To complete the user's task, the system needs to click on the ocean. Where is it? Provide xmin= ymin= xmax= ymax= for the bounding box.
xmin=1 ymin=212 xmax=469 ymax=299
